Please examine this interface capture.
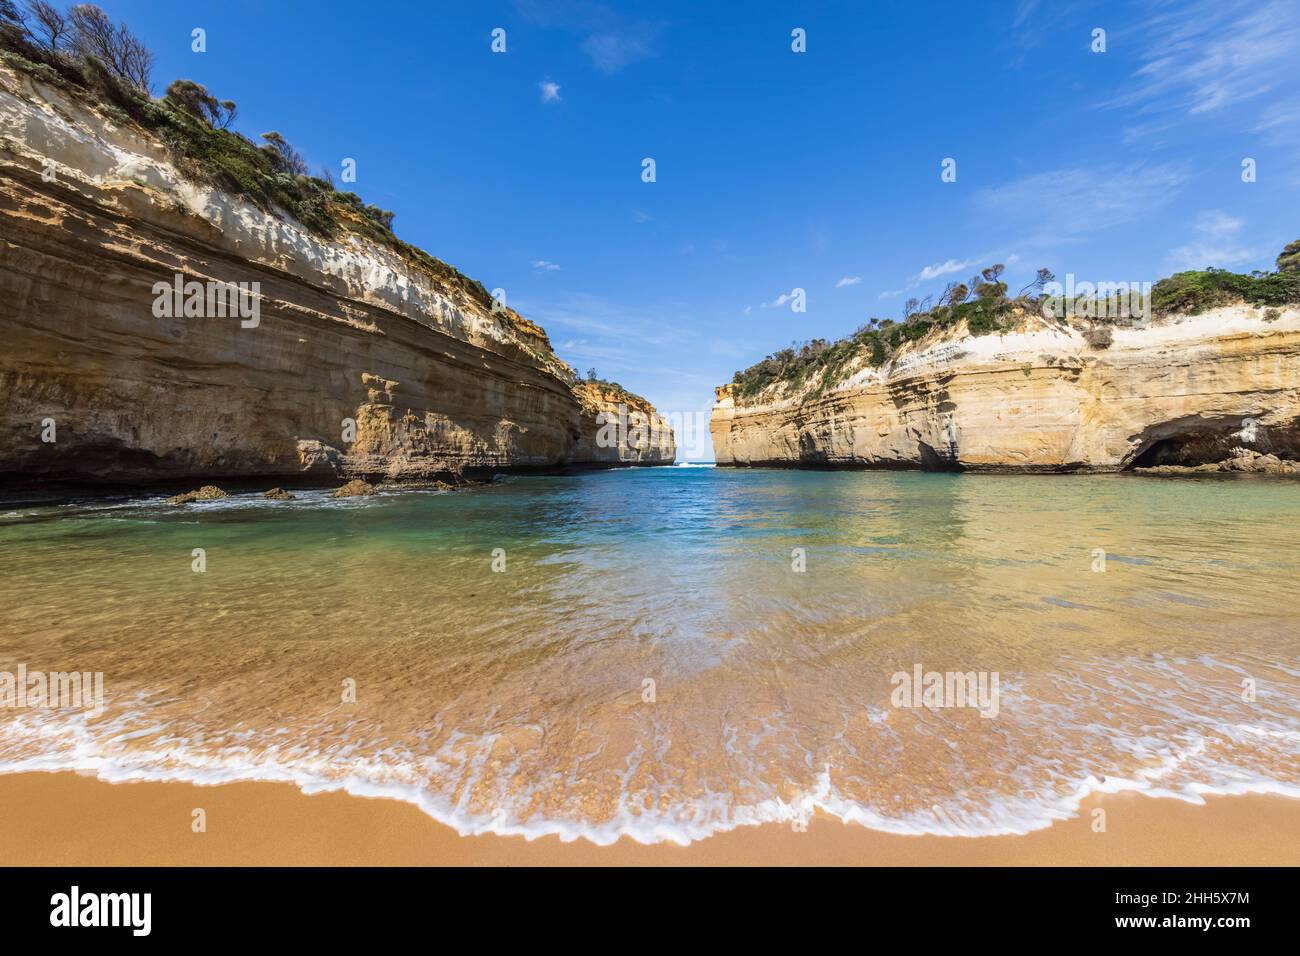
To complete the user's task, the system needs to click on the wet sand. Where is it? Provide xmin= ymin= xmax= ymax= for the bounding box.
xmin=5 ymin=473 xmax=1299 ymax=847
xmin=1 ymin=771 xmax=1297 ymax=866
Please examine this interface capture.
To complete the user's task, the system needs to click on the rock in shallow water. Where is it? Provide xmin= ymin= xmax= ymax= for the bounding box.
xmin=332 ymin=479 xmax=376 ymax=498
xmin=166 ymin=485 xmax=228 ymax=504
xmin=1137 ymin=448 xmax=1300 ymax=476
xmin=263 ymin=487 xmax=296 ymax=500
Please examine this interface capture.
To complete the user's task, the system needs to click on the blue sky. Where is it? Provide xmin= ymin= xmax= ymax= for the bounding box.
xmin=101 ymin=0 xmax=1300 ymax=459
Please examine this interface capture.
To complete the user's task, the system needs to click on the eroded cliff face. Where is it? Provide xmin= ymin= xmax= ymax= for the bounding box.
xmin=711 ymin=308 xmax=1300 ymax=472
xmin=571 ymin=381 xmax=676 ymax=465
xmin=0 ymin=63 xmax=672 ymax=484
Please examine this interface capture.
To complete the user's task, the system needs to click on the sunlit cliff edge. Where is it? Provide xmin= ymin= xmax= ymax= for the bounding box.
xmin=0 ymin=59 xmax=674 ymax=485
xmin=711 ymin=305 xmax=1300 ymax=473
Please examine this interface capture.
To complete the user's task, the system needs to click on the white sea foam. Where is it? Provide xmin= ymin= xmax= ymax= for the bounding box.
xmin=2 ymin=665 xmax=1297 ymax=847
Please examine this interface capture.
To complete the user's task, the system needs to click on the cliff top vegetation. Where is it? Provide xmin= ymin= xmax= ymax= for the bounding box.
xmin=731 ymin=243 xmax=1300 ymax=401
xmin=0 ymin=1 xmax=545 ymax=341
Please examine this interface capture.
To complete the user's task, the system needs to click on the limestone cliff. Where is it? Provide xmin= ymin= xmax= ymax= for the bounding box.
xmin=571 ymin=380 xmax=676 ymax=465
xmin=711 ymin=307 xmax=1300 ymax=472
xmin=0 ymin=60 xmax=673 ymax=485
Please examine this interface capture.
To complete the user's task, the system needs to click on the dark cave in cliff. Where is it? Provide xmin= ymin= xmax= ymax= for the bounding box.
xmin=1127 ymin=417 xmax=1300 ymax=469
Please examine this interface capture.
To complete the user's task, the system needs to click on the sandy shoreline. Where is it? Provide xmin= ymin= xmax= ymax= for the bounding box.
xmin=1 ymin=771 xmax=1297 ymax=866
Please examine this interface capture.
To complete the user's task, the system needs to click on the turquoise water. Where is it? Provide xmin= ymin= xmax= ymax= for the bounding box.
xmin=1 ymin=466 xmax=1298 ymax=843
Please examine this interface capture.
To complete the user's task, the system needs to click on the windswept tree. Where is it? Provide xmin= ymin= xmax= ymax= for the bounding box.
xmin=902 ymin=296 xmax=920 ymax=319
xmin=25 ymin=1 xmax=68 ymax=51
xmin=165 ymin=79 xmax=236 ymax=129
xmin=975 ymin=263 xmax=1008 ymax=300
xmin=1018 ymin=267 xmax=1056 ymax=298
xmin=68 ymin=3 xmax=153 ymax=92
xmin=260 ymin=131 xmax=309 ymax=176
xmin=365 ymin=203 xmax=395 ymax=230
xmin=217 ymin=99 xmax=236 ymax=129
xmin=1279 ymin=239 xmax=1300 ymax=274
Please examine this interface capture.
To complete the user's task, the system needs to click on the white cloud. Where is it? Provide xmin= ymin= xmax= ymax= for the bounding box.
xmin=1101 ymin=0 xmax=1300 ymax=117
xmin=1012 ymin=0 xmax=1040 ymax=28
xmin=1195 ymin=210 xmax=1244 ymax=238
xmin=761 ymin=290 xmax=794 ymax=309
xmin=835 ymin=276 xmax=862 ymax=288
xmin=1168 ymin=211 xmax=1260 ymax=270
xmin=516 ymin=1 xmax=666 ymax=73
xmin=581 ymin=32 xmax=661 ymax=72
xmin=878 ymin=288 xmax=904 ymax=300
xmin=531 ymin=259 xmax=562 ymax=271
xmin=913 ymin=257 xmax=975 ymax=282
xmin=1253 ymin=96 xmax=1300 ymax=144
xmin=539 ymin=81 xmax=562 ymax=103
xmin=973 ymin=162 xmax=1189 ymax=244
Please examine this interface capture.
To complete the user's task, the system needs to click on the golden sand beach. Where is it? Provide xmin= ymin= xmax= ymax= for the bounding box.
xmin=3 ymin=473 xmax=1300 ymax=855
xmin=3 ymin=771 xmax=1298 ymax=866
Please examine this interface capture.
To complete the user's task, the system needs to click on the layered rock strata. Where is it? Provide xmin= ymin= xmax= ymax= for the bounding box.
xmin=0 ymin=62 xmax=673 ymax=484
xmin=711 ymin=308 xmax=1300 ymax=472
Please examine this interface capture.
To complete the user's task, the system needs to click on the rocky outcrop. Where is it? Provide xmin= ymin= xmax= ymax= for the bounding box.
xmin=1136 ymin=447 xmax=1300 ymax=476
xmin=711 ymin=307 xmax=1300 ymax=472
xmin=0 ymin=61 xmax=672 ymax=485
xmin=166 ymin=485 xmax=228 ymax=504
xmin=332 ymin=479 xmax=375 ymax=498
xmin=571 ymin=381 xmax=676 ymax=466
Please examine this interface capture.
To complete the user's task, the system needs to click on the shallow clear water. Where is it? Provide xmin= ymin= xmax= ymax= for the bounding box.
xmin=1 ymin=467 xmax=1298 ymax=843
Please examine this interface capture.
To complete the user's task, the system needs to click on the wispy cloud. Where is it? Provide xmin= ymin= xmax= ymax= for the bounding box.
xmin=581 ymin=31 xmax=662 ymax=72
xmin=1253 ymin=96 xmax=1300 ymax=145
xmin=761 ymin=290 xmax=797 ymax=309
xmin=516 ymin=1 xmax=667 ymax=73
xmin=539 ymin=80 xmax=562 ymax=103
xmin=1168 ymin=210 xmax=1261 ymax=270
xmin=835 ymin=275 xmax=862 ymax=288
xmin=531 ymin=259 xmax=562 ymax=271
xmin=525 ymin=292 xmax=691 ymax=349
xmin=1195 ymin=210 xmax=1244 ymax=238
xmin=972 ymin=162 xmax=1189 ymax=244
xmin=1101 ymin=0 xmax=1300 ymax=118
xmin=912 ymin=257 xmax=975 ymax=282
xmin=523 ymin=290 xmax=712 ymax=420
xmin=1011 ymin=0 xmax=1040 ymax=29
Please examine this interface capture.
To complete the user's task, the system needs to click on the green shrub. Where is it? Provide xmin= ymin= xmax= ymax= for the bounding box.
xmin=1150 ymin=268 xmax=1300 ymax=317
xmin=0 ymin=14 xmax=515 ymax=316
xmin=730 ymin=250 xmax=1300 ymax=402
xmin=1279 ymin=239 xmax=1300 ymax=274
xmin=731 ymin=295 xmax=1020 ymax=400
